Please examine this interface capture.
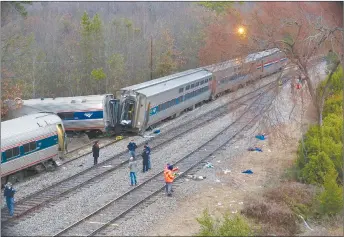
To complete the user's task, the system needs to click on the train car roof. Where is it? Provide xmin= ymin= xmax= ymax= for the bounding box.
xmin=204 ymin=48 xmax=281 ymax=72
xmin=9 ymin=95 xmax=106 ymax=117
xmin=121 ymin=69 xmax=212 ymax=97
xmin=1 ymin=113 xmax=62 ymax=141
xmin=244 ymin=48 xmax=281 ymax=63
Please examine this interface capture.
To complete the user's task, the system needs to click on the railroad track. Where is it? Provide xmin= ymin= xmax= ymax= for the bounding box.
xmin=53 ymin=82 xmax=273 ymax=236
xmin=1 ymin=76 xmax=289 ymax=227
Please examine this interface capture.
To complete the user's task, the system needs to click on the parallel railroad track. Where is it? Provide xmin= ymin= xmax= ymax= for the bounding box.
xmin=1 ymin=75 xmax=289 ymax=227
xmin=53 ymin=81 xmax=274 ymax=236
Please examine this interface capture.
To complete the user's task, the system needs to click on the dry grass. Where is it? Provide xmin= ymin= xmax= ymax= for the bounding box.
xmin=241 ymin=182 xmax=318 ymax=236
xmin=241 ymin=198 xmax=299 ymax=235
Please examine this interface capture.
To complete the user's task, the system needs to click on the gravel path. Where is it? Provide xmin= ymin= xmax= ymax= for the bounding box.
xmin=2 ymin=99 xmax=252 ymax=236
xmin=1 ymin=72 xmax=283 ymax=209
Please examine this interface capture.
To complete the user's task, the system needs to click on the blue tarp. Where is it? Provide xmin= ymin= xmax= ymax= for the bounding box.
xmin=255 ymin=134 xmax=266 ymax=140
xmin=248 ymin=147 xmax=263 ymax=152
xmin=242 ymin=169 xmax=253 ymax=174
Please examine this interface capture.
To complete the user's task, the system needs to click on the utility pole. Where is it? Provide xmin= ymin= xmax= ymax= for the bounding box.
xmin=150 ymin=35 xmax=153 ymax=80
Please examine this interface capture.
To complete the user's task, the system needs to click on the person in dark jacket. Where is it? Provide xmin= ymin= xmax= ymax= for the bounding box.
xmin=4 ymin=182 xmax=16 ymax=216
xmin=144 ymin=142 xmax=151 ymax=169
xmin=142 ymin=148 xmax=149 ymax=173
xmin=127 ymin=140 xmax=138 ymax=159
xmin=92 ymin=141 xmax=100 ymax=165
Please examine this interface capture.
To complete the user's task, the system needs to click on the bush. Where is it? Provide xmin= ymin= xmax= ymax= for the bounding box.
xmin=318 ymin=169 xmax=343 ymax=216
xmin=196 ymin=210 xmax=253 ymax=236
xmin=301 ymin=151 xmax=337 ymax=185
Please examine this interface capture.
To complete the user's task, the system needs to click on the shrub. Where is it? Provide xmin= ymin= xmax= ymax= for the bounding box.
xmin=196 ymin=209 xmax=253 ymax=236
xmin=301 ymin=151 xmax=337 ymax=185
xmin=318 ymin=169 xmax=343 ymax=216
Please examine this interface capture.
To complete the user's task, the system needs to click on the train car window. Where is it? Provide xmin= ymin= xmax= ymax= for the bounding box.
xmin=5 ymin=147 xmax=20 ymax=160
xmin=205 ymin=78 xmax=208 ymax=83
xmin=179 ymin=96 xmax=184 ymax=103
xmin=191 ymin=84 xmax=195 ymax=89
xmin=209 ymin=77 xmax=212 ymax=81
xmin=200 ymin=80 xmax=204 ymax=85
xmin=24 ymin=141 xmax=37 ymax=153
xmin=196 ymin=82 xmax=200 ymax=87
xmin=57 ymin=112 xmax=74 ymax=120
xmin=186 ymin=85 xmax=190 ymax=90
xmin=179 ymin=88 xmax=184 ymax=93
xmin=159 ymin=104 xmax=163 ymax=111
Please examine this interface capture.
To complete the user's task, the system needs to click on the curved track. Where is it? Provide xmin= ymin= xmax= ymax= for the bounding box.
xmin=1 ymin=75 xmax=288 ymax=226
xmin=53 ymin=82 xmax=274 ymax=236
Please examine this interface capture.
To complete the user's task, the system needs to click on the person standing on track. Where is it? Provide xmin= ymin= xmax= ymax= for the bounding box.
xmin=164 ymin=163 xmax=178 ymax=193
xmin=164 ymin=165 xmax=177 ymax=197
xmin=128 ymin=157 xmax=137 ymax=186
xmin=142 ymin=147 xmax=149 ymax=173
xmin=144 ymin=142 xmax=151 ymax=169
xmin=127 ymin=140 xmax=138 ymax=159
xmin=4 ymin=182 xmax=16 ymax=216
xmin=92 ymin=141 xmax=100 ymax=165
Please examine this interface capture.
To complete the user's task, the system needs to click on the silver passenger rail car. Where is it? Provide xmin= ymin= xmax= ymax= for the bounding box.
xmin=118 ymin=69 xmax=213 ymax=134
xmin=205 ymin=48 xmax=288 ymax=99
xmin=1 ymin=113 xmax=66 ymax=185
xmin=6 ymin=95 xmax=120 ymax=138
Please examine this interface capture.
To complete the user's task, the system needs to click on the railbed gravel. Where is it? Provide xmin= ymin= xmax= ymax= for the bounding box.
xmin=2 ymin=100 xmax=252 ymax=236
xmin=1 ymin=72 xmax=282 ymax=209
xmin=99 ymin=120 xmax=263 ymax=236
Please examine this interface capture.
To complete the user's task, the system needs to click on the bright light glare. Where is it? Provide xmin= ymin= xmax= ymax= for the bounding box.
xmin=237 ymin=27 xmax=245 ymax=35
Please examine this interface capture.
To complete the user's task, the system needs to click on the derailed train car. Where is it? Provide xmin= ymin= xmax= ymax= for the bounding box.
xmin=118 ymin=69 xmax=213 ymax=134
xmin=6 ymin=95 xmax=120 ymax=138
xmin=1 ymin=113 xmax=66 ymax=185
xmin=117 ymin=48 xmax=287 ymax=134
xmin=205 ymin=48 xmax=287 ymax=99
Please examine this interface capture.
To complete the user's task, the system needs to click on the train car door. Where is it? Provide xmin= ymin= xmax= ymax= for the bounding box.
xmin=56 ymin=123 xmax=65 ymax=152
xmin=109 ymin=99 xmax=120 ymax=127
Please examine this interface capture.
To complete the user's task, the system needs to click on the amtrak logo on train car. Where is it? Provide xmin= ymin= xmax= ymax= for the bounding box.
xmin=150 ymin=107 xmax=158 ymax=116
xmin=84 ymin=112 xmax=93 ymax=118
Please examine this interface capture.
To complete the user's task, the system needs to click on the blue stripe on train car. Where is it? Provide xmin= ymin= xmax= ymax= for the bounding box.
xmin=1 ymin=135 xmax=58 ymax=164
xmin=63 ymin=111 xmax=104 ymax=121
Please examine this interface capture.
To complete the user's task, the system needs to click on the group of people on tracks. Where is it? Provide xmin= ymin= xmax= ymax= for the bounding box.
xmin=3 ymin=137 xmax=179 ymax=217
xmin=125 ymin=139 xmax=179 ymax=197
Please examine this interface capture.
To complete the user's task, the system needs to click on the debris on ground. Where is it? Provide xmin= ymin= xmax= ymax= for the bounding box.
xmin=217 ymin=202 xmax=222 ymax=206
xmin=248 ymin=147 xmax=263 ymax=152
xmin=187 ymin=175 xmax=206 ymax=181
xmin=298 ymin=215 xmax=313 ymax=231
xmin=255 ymin=133 xmax=267 ymax=140
xmin=153 ymin=129 xmax=160 ymax=134
xmin=231 ymin=210 xmax=238 ymax=214
xmin=143 ymin=135 xmax=155 ymax=138
xmin=223 ymin=169 xmax=231 ymax=174
xmin=215 ymin=179 xmax=221 ymax=183
xmin=217 ymin=160 xmax=221 ymax=163
xmin=102 ymin=165 xmax=113 ymax=168
xmin=115 ymin=136 xmax=123 ymax=141
xmin=239 ymin=202 xmax=243 ymax=205
xmin=242 ymin=169 xmax=253 ymax=174
xmin=204 ymin=162 xmax=214 ymax=168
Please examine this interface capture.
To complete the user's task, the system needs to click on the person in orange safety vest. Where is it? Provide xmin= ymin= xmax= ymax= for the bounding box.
xmin=164 ymin=163 xmax=178 ymax=193
xmin=164 ymin=165 xmax=177 ymax=197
